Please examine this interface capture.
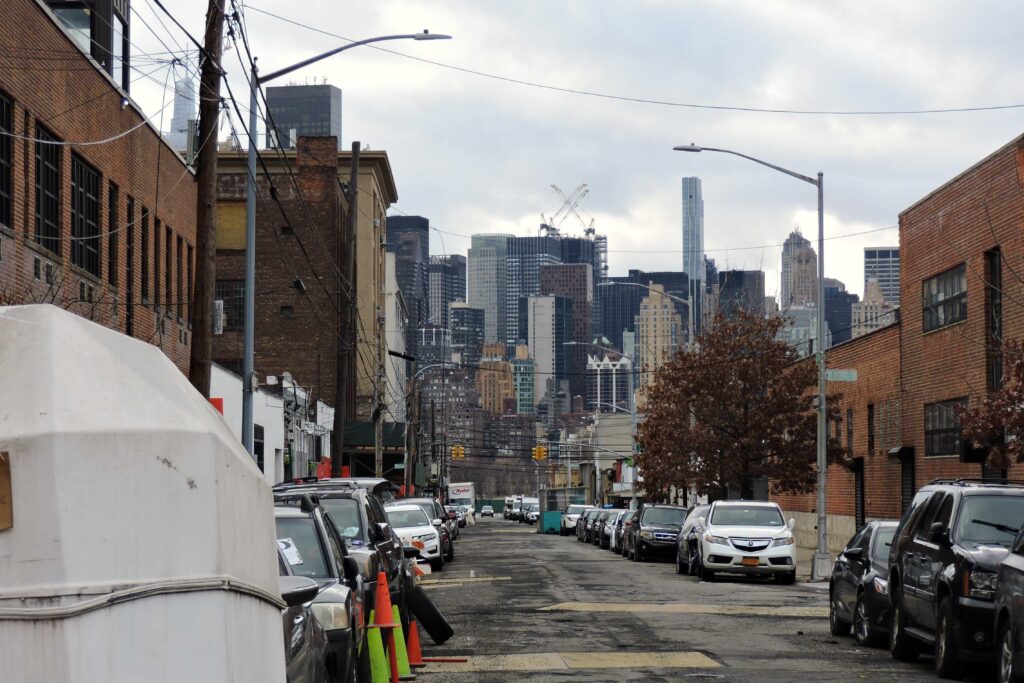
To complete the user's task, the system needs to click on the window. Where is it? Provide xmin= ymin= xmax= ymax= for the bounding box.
xmin=925 ymin=398 xmax=966 ymax=456
xmin=215 ymin=279 xmax=244 ymax=330
xmin=107 ymin=183 xmax=118 ymax=286
xmin=923 ymin=264 xmax=966 ymax=332
xmin=71 ymin=155 xmax=101 ymax=276
xmin=846 ymin=408 xmax=854 ymax=456
xmin=52 ymin=6 xmax=92 ymax=53
xmin=35 ymin=126 xmax=62 ymax=255
xmin=280 ymin=305 xmax=294 ymax=317
xmin=126 ymin=197 xmax=135 ymax=336
xmin=0 ymin=94 xmax=11 ymax=228
xmin=140 ymin=208 xmax=149 ymax=300
xmin=254 ymin=424 xmax=264 ymax=472
xmin=867 ymin=403 xmax=875 ymax=454
xmin=186 ymin=243 xmax=193 ymax=324
xmin=176 ymin=235 xmax=183 ymax=319
xmin=986 ymin=249 xmax=1003 ymax=391
xmin=165 ymin=226 xmax=172 ymax=314
xmin=853 ymin=460 xmax=865 ymax=530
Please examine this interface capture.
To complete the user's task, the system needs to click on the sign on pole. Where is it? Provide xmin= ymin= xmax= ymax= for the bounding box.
xmin=826 ymin=369 xmax=858 ymax=382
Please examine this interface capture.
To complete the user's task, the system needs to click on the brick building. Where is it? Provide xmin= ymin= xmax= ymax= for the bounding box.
xmin=0 ymin=0 xmax=197 ymax=372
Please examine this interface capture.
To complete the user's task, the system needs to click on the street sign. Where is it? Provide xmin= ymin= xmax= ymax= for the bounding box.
xmin=826 ymin=369 xmax=858 ymax=382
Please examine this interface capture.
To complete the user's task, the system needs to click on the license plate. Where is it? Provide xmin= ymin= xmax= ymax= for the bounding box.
xmin=741 ymin=557 xmax=760 ymax=567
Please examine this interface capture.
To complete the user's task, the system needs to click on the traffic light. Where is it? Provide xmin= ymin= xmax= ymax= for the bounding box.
xmin=451 ymin=444 xmax=465 ymax=460
xmin=458 ymin=445 xmax=465 ymax=460
xmin=532 ymin=445 xmax=548 ymax=461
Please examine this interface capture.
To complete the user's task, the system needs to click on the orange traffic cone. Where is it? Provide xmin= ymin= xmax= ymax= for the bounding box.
xmin=372 ymin=572 xmax=400 ymax=683
xmin=406 ymin=618 xmax=425 ymax=668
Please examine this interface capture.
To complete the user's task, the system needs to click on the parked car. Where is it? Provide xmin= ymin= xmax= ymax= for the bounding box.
xmin=274 ymin=484 xmax=405 ymax=619
xmin=509 ymin=497 xmax=525 ymax=521
xmin=274 ymin=497 xmax=364 ymax=682
xmin=888 ymin=479 xmax=1024 ymax=677
xmin=619 ymin=510 xmax=640 ymax=557
xmin=525 ymin=504 xmax=540 ymax=525
xmin=402 ymin=497 xmax=455 ymax=563
xmin=561 ymin=504 xmax=593 ymax=536
xmin=576 ymin=509 xmax=597 ymax=542
xmin=593 ymin=510 xmax=615 ymax=547
xmin=386 ymin=504 xmax=445 ymax=571
xmin=445 ymin=505 xmax=465 ymax=530
xmin=675 ymin=504 xmax=711 ymax=575
xmin=480 ymin=505 xmax=495 ymax=517
xmin=627 ymin=504 xmax=687 ymax=562
xmin=518 ymin=497 xmax=540 ymax=524
xmin=582 ymin=508 xmax=604 ymax=543
xmin=694 ymin=500 xmax=797 ymax=583
xmin=601 ymin=510 xmax=628 ymax=550
xmin=277 ymin=549 xmax=330 ymax=683
xmin=505 ymin=497 xmax=519 ymax=520
xmin=275 ymin=476 xmax=399 ymax=504
xmin=609 ymin=509 xmax=631 ymax=553
xmin=994 ymin=526 xmax=1024 ymax=683
xmin=828 ymin=521 xmax=898 ymax=647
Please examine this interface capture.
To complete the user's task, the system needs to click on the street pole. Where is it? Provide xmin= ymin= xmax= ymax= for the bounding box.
xmin=331 ymin=142 xmax=359 ymax=476
xmin=241 ymin=61 xmax=259 ymax=454
xmin=187 ymin=0 xmax=225 ymax=398
xmin=628 ymin=350 xmax=637 ymax=510
xmin=814 ymin=172 xmax=830 ymax=580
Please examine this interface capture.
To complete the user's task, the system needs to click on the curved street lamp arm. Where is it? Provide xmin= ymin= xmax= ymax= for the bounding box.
xmin=674 ymin=145 xmax=818 ymax=186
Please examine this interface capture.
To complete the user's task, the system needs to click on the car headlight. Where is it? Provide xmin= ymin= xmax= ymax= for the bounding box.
xmin=872 ymin=576 xmax=889 ymax=597
xmin=703 ymin=532 xmax=729 ymax=545
xmin=969 ymin=569 xmax=998 ymax=600
xmin=413 ymin=533 xmax=437 ymax=542
xmin=640 ymin=530 xmax=654 ymax=539
xmin=310 ymin=602 xmax=350 ymax=631
xmin=771 ymin=535 xmax=796 ymax=547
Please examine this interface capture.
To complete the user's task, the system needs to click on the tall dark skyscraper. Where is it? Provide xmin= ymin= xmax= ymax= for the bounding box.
xmin=428 ymin=254 xmax=466 ymax=327
xmin=718 ymin=270 xmax=766 ymax=319
xmin=449 ymin=303 xmax=485 ymax=372
xmin=681 ymin=177 xmax=704 ymax=334
xmin=467 ymin=234 xmax=511 ymax=344
xmin=540 ymin=263 xmax=593 ymax=400
xmin=864 ymin=247 xmax=900 ymax=305
xmin=505 ymin=235 xmax=562 ymax=346
xmin=599 ymin=270 xmax=688 ymax=352
xmin=386 ymin=216 xmax=430 ymax=360
xmin=265 ymin=84 xmax=343 ymax=150
xmin=824 ymin=279 xmax=859 ymax=346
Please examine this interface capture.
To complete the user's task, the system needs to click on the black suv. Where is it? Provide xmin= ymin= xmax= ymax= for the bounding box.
xmin=888 ymin=479 xmax=1024 ymax=677
xmin=628 ymin=504 xmax=687 ymax=562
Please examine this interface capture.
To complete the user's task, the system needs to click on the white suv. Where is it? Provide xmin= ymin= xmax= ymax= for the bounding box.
xmin=695 ymin=501 xmax=797 ymax=584
xmin=561 ymin=504 xmax=593 ymax=536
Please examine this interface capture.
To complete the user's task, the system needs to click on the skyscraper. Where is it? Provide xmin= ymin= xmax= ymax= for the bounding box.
xmin=386 ymin=216 xmax=430 ymax=359
xmin=681 ymin=177 xmax=704 ymax=334
xmin=718 ymin=270 xmax=766 ymax=319
xmin=167 ymin=77 xmax=195 ymax=152
xmin=540 ymin=263 xmax=593 ymax=400
xmin=824 ymin=279 xmax=859 ymax=346
xmin=852 ymin=278 xmax=897 ymax=338
xmin=449 ymin=303 xmax=485 ymax=371
xmin=864 ymin=247 xmax=900 ymax=305
xmin=428 ymin=254 xmax=466 ymax=327
xmin=599 ymin=270 xmax=688 ymax=352
xmin=506 ymin=235 xmax=562 ymax=346
xmin=781 ymin=229 xmax=817 ymax=308
xmin=636 ymin=284 xmax=685 ymax=394
xmin=467 ymin=234 xmax=511 ymax=344
xmin=265 ymin=84 xmax=342 ymax=150
xmin=521 ymin=295 xmax=573 ymax=408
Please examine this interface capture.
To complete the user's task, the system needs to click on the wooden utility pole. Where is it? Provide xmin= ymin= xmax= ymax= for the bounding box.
xmin=331 ymin=142 xmax=360 ymax=477
xmin=187 ymin=0 xmax=226 ymax=397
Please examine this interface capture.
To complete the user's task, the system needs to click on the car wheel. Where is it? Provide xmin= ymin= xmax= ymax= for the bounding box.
xmin=829 ymin=586 xmax=851 ymax=636
xmin=446 ymin=540 xmax=455 ymax=562
xmin=698 ymin=556 xmax=715 ymax=582
xmin=999 ymin=619 xmax=1023 ymax=683
xmin=430 ymin=556 xmax=444 ymax=572
xmin=889 ymin=592 xmax=919 ymax=662
xmin=676 ymin=552 xmax=685 ymax=575
xmin=774 ymin=571 xmax=796 ymax=585
xmin=853 ymin=592 xmax=884 ymax=647
xmin=934 ymin=596 xmax=962 ymax=679
xmin=634 ymin=544 xmax=644 ymax=562
xmin=687 ymin=544 xmax=700 ymax=577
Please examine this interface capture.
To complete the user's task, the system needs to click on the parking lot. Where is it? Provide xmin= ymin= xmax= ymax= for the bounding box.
xmin=417 ymin=516 xmax=954 ymax=682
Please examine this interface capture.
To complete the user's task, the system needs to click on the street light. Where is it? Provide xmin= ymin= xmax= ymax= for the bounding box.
xmin=674 ymin=143 xmax=829 ymax=580
xmin=241 ymin=31 xmax=452 ymax=454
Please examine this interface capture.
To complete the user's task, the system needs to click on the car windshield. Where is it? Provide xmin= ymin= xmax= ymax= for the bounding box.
xmin=276 ymin=517 xmax=330 ymax=580
xmin=956 ymin=495 xmax=1024 ymax=545
xmin=871 ymin=526 xmax=896 ymax=565
xmin=318 ymin=498 xmax=363 ymax=541
xmin=642 ymin=507 xmax=685 ymax=525
xmin=409 ymin=502 xmax=435 ymax=521
xmin=387 ymin=508 xmax=431 ymax=528
xmin=710 ymin=505 xmax=784 ymax=527
xmin=566 ymin=505 xmax=588 ymax=515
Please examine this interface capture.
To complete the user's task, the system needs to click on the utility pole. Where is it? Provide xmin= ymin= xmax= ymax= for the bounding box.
xmin=374 ymin=304 xmax=384 ymax=477
xmin=331 ymin=142 xmax=360 ymax=476
xmin=430 ymin=399 xmax=437 ymax=494
xmin=187 ymin=0 xmax=225 ymax=397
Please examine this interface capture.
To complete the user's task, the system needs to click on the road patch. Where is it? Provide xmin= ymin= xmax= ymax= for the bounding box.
xmin=539 ymin=602 xmax=827 ymax=618
xmin=420 ymin=651 xmax=719 ymax=673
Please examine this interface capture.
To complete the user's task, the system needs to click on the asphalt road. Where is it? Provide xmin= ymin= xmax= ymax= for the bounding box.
xmin=415 ymin=516 xmax=963 ymax=682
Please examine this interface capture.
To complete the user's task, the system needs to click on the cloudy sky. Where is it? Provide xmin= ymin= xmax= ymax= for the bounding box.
xmin=132 ymin=1 xmax=1024 ymax=300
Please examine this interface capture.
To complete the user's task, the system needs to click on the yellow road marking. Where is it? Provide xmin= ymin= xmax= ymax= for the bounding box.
xmin=421 ymin=651 xmax=719 ymax=673
xmin=421 ymin=583 xmax=462 ymax=590
xmin=419 ymin=576 xmax=512 ymax=585
xmin=539 ymin=602 xmax=827 ymax=618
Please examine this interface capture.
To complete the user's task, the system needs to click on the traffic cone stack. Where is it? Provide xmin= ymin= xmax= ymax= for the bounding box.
xmin=390 ymin=604 xmax=415 ymax=680
xmin=365 ymin=614 xmax=390 ymax=683
xmin=406 ymin=618 xmax=425 ymax=668
xmin=372 ymin=572 xmax=401 ymax=683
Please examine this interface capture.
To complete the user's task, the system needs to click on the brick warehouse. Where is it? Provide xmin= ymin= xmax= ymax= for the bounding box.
xmin=773 ymin=132 xmax=1024 ymax=556
xmin=0 ymin=1 xmax=197 ymax=373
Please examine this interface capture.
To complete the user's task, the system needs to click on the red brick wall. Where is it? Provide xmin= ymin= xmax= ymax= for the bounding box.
xmin=899 ymin=136 xmax=1024 ymax=483
xmin=0 ymin=1 xmax=197 ymax=372
xmin=774 ymin=323 xmax=903 ymax=520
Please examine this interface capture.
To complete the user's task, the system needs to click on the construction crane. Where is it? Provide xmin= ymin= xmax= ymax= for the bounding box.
xmin=540 ymin=183 xmax=590 ymax=235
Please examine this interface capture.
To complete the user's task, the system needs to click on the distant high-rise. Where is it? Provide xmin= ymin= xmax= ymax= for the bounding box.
xmin=599 ymin=270 xmax=688 ymax=352
xmin=512 ymin=345 xmax=535 ymax=415
xmin=506 ymin=235 xmax=562 ymax=346
xmin=167 ymin=77 xmax=195 ymax=152
xmin=586 ymin=352 xmax=632 ymax=414
xmin=540 ymin=263 xmax=593 ymax=400
xmin=467 ymin=234 xmax=511 ymax=344
xmin=824 ymin=279 xmax=859 ymax=346
xmin=386 ymin=216 xmax=430 ymax=359
xmin=718 ymin=270 xmax=766 ymax=319
xmin=852 ymin=278 xmax=897 ymax=338
xmin=636 ymin=284 xmax=685 ymax=394
xmin=417 ymin=324 xmax=450 ymax=366
xmin=428 ymin=254 xmax=466 ymax=327
xmin=522 ymin=295 xmax=573 ymax=407
xmin=449 ymin=303 xmax=485 ymax=371
xmin=781 ymin=230 xmax=817 ymax=308
xmin=681 ymin=178 xmax=704 ymax=334
xmin=864 ymin=247 xmax=900 ymax=305
xmin=265 ymin=84 xmax=342 ymax=150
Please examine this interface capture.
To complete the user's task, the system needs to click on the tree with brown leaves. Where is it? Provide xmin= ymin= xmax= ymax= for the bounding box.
xmin=958 ymin=340 xmax=1024 ymax=468
xmin=636 ymin=310 xmax=845 ymax=501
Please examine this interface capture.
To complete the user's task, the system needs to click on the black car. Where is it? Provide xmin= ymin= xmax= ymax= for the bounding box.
xmin=829 ymin=521 xmax=897 ymax=647
xmin=583 ymin=509 xmax=604 ymax=543
xmin=675 ymin=504 xmax=710 ymax=575
xmin=619 ymin=510 xmax=640 ymax=557
xmin=592 ymin=510 xmax=613 ymax=546
xmin=577 ymin=509 xmax=598 ymax=542
xmin=888 ymin=479 xmax=1024 ymax=677
xmin=628 ymin=504 xmax=687 ymax=562
xmin=277 ymin=550 xmax=330 ymax=683
xmin=995 ymin=527 xmax=1024 ymax=683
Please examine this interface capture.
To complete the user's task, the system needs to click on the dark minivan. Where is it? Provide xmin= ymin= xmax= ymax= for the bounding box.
xmin=888 ymin=479 xmax=1024 ymax=678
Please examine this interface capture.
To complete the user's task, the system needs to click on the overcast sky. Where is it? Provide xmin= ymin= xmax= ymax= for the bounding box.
xmin=131 ymin=1 xmax=1024 ymax=300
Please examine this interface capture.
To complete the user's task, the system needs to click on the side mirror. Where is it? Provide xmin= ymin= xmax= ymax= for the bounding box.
xmin=342 ymin=556 xmax=360 ymax=583
xmin=788 ymin=518 xmax=796 ymax=530
xmin=279 ymin=576 xmax=319 ymax=607
xmin=403 ymin=545 xmax=422 ymax=559
xmin=842 ymin=547 xmax=864 ymax=561
xmin=928 ymin=522 xmax=949 ymax=544
xmin=431 ymin=518 xmax=443 ymax=527
xmin=375 ymin=522 xmax=391 ymax=542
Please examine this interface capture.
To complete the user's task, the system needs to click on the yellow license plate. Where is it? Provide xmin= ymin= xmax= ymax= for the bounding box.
xmin=741 ymin=557 xmax=760 ymax=566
